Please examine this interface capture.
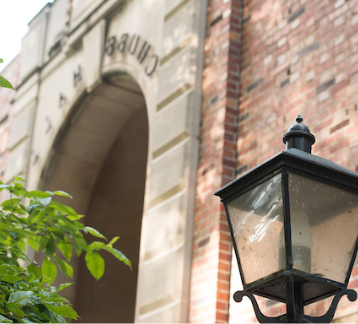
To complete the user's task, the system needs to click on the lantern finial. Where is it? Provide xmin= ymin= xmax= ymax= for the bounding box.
xmin=283 ymin=114 xmax=315 ymax=153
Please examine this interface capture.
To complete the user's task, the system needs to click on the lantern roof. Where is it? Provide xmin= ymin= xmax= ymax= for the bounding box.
xmin=215 ymin=148 xmax=358 ymax=202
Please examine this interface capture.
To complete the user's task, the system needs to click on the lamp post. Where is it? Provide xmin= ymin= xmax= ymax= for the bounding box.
xmin=214 ymin=116 xmax=358 ymax=323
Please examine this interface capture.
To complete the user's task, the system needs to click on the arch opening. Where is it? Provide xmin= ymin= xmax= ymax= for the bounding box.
xmin=39 ymin=74 xmax=148 ymax=323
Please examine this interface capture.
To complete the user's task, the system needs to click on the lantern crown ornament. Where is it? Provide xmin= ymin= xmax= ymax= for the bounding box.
xmin=283 ymin=115 xmax=315 ymax=153
xmin=214 ymin=116 xmax=358 ymax=323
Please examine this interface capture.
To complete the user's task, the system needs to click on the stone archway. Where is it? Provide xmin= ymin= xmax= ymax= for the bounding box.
xmin=39 ymin=74 xmax=148 ymax=322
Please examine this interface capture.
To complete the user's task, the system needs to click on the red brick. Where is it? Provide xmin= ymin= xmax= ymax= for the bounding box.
xmin=192 ymin=0 xmax=358 ymax=322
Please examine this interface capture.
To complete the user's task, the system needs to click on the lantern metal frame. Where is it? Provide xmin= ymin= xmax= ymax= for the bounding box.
xmin=215 ymin=117 xmax=358 ymax=323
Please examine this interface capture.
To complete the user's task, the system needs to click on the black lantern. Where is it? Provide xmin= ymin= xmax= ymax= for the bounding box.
xmin=214 ymin=116 xmax=358 ymax=323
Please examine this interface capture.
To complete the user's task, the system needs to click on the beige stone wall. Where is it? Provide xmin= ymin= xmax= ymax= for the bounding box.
xmin=0 ymin=54 xmax=20 ymax=185
xmin=6 ymin=0 xmax=207 ymax=322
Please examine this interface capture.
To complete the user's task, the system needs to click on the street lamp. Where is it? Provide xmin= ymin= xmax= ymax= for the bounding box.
xmin=214 ymin=116 xmax=358 ymax=323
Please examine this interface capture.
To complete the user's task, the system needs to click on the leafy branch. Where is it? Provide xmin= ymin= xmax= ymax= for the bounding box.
xmin=0 ymin=176 xmax=130 ymax=322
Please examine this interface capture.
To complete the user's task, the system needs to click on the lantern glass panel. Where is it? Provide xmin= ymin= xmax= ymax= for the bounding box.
xmin=288 ymin=172 xmax=358 ymax=283
xmin=227 ymin=173 xmax=285 ymax=284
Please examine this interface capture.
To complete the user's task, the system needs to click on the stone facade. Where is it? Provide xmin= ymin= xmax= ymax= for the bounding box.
xmin=0 ymin=55 xmax=20 ymax=184
xmin=2 ymin=0 xmax=206 ymax=322
xmin=1 ymin=0 xmax=358 ymax=322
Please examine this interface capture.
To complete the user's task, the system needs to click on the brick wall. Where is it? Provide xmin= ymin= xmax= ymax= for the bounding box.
xmin=228 ymin=0 xmax=358 ymax=322
xmin=0 ymin=56 xmax=20 ymax=183
xmin=189 ymin=0 xmax=242 ymax=322
xmin=237 ymin=0 xmax=358 ymax=175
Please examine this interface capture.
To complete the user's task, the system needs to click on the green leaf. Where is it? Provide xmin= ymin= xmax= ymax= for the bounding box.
xmin=37 ymin=197 xmax=52 ymax=206
xmin=90 ymin=241 xmax=108 ymax=251
xmin=27 ymin=264 xmax=42 ymax=279
xmin=46 ymin=304 xmax=78 ymax=320
xmin=6 ymin=305 xmax=24 ymax=317
xmin=14 ymin=175 xmax=25 ymax=182
xmin=108 ymin=236 xmax=120 ymax=247
xmin=28 ymin=209 xmax=41 ymax=224
xmin=42 ymin=258 xmax=57 ymax=284
xmin=90 ymin=242 xmax=131 ymax=267
xmin=26 ymin=203 xmax=39 ymax=215
xmin=1 ymin=275 xmax=21 ymax=283
xmin=56 ymin=315 xmax=67 ymax=324
xmin=53 ymin=256 xmax=73 ymax=279
xmin=8 ymin=291 xmax=34 ymax=305
xmin=52 ymin=256 xmax=66 ymax=275
xmin=0 ymin=184 xmax=11 ymax=189
xmin=107 ymin=247 xmax=131 ymax=267
xmin=21 ymin=318 xmax=34 ymax=323
xmin=45 ymin=236 xmax=56 ymax=256
xmin=53 ymin=191 xmax=72 ymax=198
xmin=0 ymin=75 xmax=13 ymax=89
xmin=0 ymin=265 xmax=11 ymax=276
xmin=84 ymin=226 xmax=106 ymax=240
xmin=0 ymin=308 xmax=8 ymax=316
xmin=85 ymin=252 xmax=105 ymax=280
xmin=68 ymin=214 xmax=84 ymax=221
xmin=74 ymin=235 xmax=88 ymax=252
xmin=64 ymin=261 xmax=73 ymax=278
xmin=0 ymin=58 xmax=3 ymax=63
xmin=37 ymin=304 xmax=52 ymax=322
xmin=1 ymin=198 xmax=21 ymax=209
xmin=18 ymin=239 xmax=26 ymax=253
xmin=51 ymin=229 xmax=64 ymax=241
xmin=73 ymin=244 xmax=81 ymax=257
xmin=18 ymin=282 xmax=29 ymax=290
xmin=58 ymin=236 xmax=72 ymax=262
xmin=29 ymin=190 xmax=50 ymax=198
xmin=55 ymin=283 xmax=72 ymax=293
xmin=0 ymin=315 xmax=13 ymax=323
xmin=49 ymin=201 xmax=76 ymax=216
xmin=39 ymin=236 xmax=48 ymax=251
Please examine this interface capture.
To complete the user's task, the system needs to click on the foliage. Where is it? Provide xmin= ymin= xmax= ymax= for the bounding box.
xmin=0 ymin=59 xmax=14 ymax=89
xmin=0 ymin=176 xmax=130 ymax=322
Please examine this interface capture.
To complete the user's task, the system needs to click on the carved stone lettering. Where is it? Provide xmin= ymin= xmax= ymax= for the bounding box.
xmin=118 ymin=33 xmax=129 ymax=53
xmin=145 ymin=54 xmax=158 ymax=76
xmin=129 ymin=35 xmax=140 ymax=54
xmin=105 ymin=36 xmax=116 ymax=55
xmin=45 ymin=116 xmax=53 ymax=134
xmin=105 ymin=33 xmax=159 ymax=76
xmin=59 ymin=93 xmax=67 ymax=108
xmin=138 ymin=41 xmax=151 ymax=63
xmin=73 ymin=65 xmax=82 ymax=87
